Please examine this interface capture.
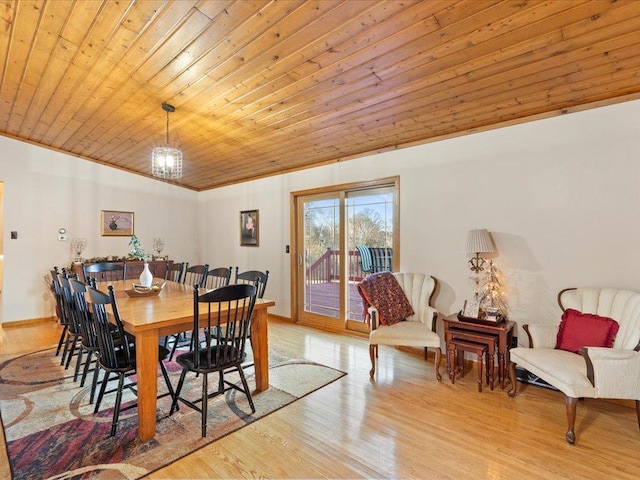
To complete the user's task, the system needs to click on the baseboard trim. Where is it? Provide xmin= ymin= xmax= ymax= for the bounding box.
xmin=268 ymin=313 xmax=293 ymax=323
xmin=1 ymin=316 xmax=56 ymax=328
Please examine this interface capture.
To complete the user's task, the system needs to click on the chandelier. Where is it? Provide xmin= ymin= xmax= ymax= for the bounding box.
xmin=152 ymin=102 xmax=182 ymax=179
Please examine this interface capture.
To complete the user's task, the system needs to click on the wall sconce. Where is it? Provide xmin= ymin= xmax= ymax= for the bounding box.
xmin=466 ymin=228 xmax=495 ymax=272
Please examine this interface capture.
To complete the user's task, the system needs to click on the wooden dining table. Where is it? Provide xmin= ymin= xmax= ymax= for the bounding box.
xmin=97 ymin=279 xmax=275 ymax=441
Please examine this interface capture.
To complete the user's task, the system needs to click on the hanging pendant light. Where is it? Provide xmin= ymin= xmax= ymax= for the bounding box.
xmin=152 ymin=102 xmax=182 ymax=179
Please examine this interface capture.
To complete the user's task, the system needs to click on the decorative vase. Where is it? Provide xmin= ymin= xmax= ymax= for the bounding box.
xmin=139 ymin=262 xmax=153 ymax=288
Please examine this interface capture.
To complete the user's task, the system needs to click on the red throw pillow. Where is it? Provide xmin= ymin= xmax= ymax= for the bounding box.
xmin=555 ymin=308 xmax=619 ymax=354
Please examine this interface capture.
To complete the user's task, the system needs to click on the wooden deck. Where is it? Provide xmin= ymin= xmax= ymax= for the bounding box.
xmin=305 ymin=281 xmax=364 ymax=321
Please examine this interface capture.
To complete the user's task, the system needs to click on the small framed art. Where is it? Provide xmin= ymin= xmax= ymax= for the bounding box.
xmin=462 ymin=298 xmax=480 ymax=318
xmin=101 ymin=210 xmax=134 ymax=236
xmin=240 ymin=209 xmax=259 ymax=246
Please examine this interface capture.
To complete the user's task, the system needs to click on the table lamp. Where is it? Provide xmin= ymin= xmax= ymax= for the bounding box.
xmin=466 ymin=228 xmax=495 ymax=273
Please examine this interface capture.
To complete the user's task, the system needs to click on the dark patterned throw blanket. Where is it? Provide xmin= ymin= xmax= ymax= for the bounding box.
xmin=357 ymin=272 xmax=414 ymax=326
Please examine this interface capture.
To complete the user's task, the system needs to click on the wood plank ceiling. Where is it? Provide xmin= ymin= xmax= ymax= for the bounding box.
xmin=1 ymin=0 xmax=639 ymax=191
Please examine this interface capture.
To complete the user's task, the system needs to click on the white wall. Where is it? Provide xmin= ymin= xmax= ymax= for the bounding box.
xmin=199 ymin=100 xmax=640 ymax=338
xmin=2 ymin=99 xmax=640 ymax=335
xmin=0 ymin=137 xmax=199 ymax=322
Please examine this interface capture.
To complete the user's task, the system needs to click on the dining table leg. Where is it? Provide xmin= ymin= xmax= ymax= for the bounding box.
xmin=251 ymin=307 xmax=269 ymax=392
xmin=135 ymin=329 xmax=159 ymax=441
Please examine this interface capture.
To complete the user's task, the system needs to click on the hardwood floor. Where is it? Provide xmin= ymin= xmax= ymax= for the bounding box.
xmin=2 ymin=318 xmax=639 ymax=479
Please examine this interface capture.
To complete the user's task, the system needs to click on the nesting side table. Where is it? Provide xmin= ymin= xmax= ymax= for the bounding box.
xmin=443 ymin=313 xmax=515 ymax=390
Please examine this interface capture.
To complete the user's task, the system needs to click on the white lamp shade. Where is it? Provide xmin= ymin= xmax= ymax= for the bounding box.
xmin=466 ymin=229 xmax=496 ymax=254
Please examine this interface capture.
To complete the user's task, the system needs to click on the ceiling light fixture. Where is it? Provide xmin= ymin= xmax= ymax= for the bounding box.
xmin=152 ymin=102 xmax=182 ymax=179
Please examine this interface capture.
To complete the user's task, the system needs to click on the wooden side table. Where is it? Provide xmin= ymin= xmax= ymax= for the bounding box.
xmin=449 ymin=330 xmax=498 ymax=390
xmin=447 ymin=339 xmax=487 ymax=392
xmin=443 ymin=313 xmax=515 ymax=390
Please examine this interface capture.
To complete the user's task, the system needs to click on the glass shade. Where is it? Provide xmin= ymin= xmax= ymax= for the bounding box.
xmin=152 ymin=146 xmax=182 ymax=179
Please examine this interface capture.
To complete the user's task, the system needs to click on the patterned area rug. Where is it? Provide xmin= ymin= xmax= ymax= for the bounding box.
xmin=0 ymin=347 xmax=346 ymax=479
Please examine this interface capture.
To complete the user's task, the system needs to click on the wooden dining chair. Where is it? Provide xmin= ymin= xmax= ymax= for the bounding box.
xmin=165 ymin=263 xmax=210 ymax=359
xmin=51 ymin=266 xmax=68 ymax=358
xmin=57 ymin=272 xmax=83 ymax=371
xmin=69 ymin=277 xmax=102 ymax=403
xmin=165 ymin=261 xmax=185 ymax=283
xmin=204 ymin=266 xmax=232 ymax=290
xmin=230 ymin=268 xmax=269 ymax=369
xmin=87 ymin=285 xmax=176 ymax=436
xmin=182 ymin=264 xmax=209 ymax=287
xmin=82 ymin=262 xmax=126 ymax=283
xmin=170 ymin=284 xmax=258 ymax=437
xmin=234 ymin=268 xmax=269 ymax=298
xmin=165 ymin=264 xmax=232 ymax=361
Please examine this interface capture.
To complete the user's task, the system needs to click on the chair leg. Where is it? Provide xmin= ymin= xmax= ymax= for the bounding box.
xmin=433 ymin=347 xmax=442 ymax=381
xmin=64 ymin=337 xmax=79 ymax=370
xmin=218 ymin=369 xmax=225 ymax=392
xmin=60 ymin=333 xmax=72 ymax=366
xmin=170 ymin=370 xmax=188 ymax=415
xmin=159 ymin=360 xmax=177 ymax=408
xmin=94 ymin=371 xmax=111 ymax=413
xmin=169 ymin=332 xmax=191 ymax=361
xmin=202 ymin=373 xmax=208 ymax=437
xmin=238 ymin=367 xmax=256 ymax=413
xmin=73 ymin=348 xmax=84 ymax=382
xmin=55 ymin=326 xmax=68 ymax=357
xmin=110 ymin=373 xmax=126 ymax=437
xmin=80 ymin=350 xmax=92 ymax=386
xmin=369 ymin=344 xmax=376 ymax=376
xmin=565 ymin=396 xmax=578 ymax=444
xmin=507 ymin=362 xmax=518 ymax=397
xmin=90 ymin=363 xmax=101 ymax=405
xmin=636 ymin=400 xmax=640 ymax=431
xmin=169 ymin=336 xmax=179 ymax=361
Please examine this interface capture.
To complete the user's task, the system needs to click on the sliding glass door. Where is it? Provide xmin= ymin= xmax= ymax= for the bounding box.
xmin=292 ymin=178 xmax=398 ymax=334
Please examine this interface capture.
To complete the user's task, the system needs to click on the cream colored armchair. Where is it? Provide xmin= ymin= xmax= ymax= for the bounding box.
xmin=368 ymin=273 xmax=442 ymax=380
xmin=508 ymin=287 xmax=640 ymax=444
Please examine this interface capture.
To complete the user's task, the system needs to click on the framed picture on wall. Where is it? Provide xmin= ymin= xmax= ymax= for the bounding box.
xmin=240 ymin=209 xmax=259 ymax=246
xmin=101 ymin=210 xmax=134 ymax=236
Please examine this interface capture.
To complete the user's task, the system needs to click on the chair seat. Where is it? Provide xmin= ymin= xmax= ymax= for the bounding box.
xmin=176 ymin=345 xmax=245 ymax=373
xmin=509 ymin=347 xmax=594 ymax=398
xmin=101 ymin=344 xmax=172 ymax=371
xmin=370 ymin=320 xmax=441 ymax=348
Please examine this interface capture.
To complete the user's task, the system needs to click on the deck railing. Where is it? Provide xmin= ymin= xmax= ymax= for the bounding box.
xmin=306 ymin=248 xmax=366 ymax=284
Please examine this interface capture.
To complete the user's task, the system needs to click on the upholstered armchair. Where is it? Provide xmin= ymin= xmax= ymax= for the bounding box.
xmin=508 ymin=287 xmax=640 ymax=444
xmin=365 ymin=272 xmax=442 ymax=381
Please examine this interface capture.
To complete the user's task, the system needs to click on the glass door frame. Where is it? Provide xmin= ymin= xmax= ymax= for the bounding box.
xmin=290 ymin=176 xmax=400 ymax=334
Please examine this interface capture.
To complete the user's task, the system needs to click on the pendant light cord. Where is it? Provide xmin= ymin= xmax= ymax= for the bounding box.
xmin=165 ymin=110 xmax=170 ymax=146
